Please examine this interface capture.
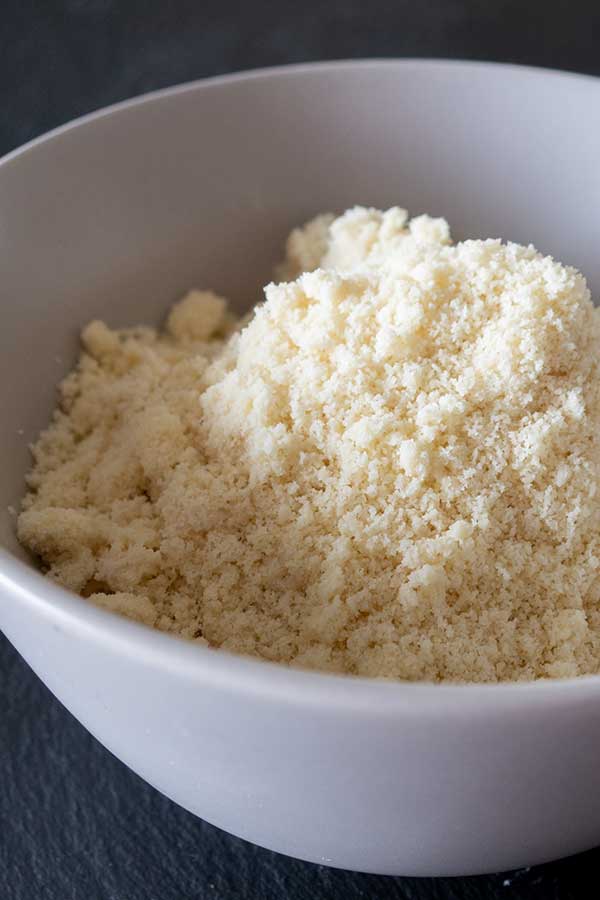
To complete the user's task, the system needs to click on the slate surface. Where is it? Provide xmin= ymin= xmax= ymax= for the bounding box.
xmin=1 ymin=2 xmax=600 ymax=897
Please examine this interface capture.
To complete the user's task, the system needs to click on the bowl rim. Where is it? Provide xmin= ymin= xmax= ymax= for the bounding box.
xmin=3 ymin=57 xmax=600 ymax=712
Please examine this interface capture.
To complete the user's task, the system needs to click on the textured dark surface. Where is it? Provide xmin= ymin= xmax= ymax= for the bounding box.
xmin=2 ymin=1 xmax=600 ymax=897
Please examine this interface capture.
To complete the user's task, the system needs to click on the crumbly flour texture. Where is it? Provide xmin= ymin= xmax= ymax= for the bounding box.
xmin=18 ymin=207 xmax=600 ymax=682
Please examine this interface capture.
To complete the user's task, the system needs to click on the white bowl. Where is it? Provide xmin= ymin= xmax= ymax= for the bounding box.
xmin=2 ymin=60 xmax=600 ymax=877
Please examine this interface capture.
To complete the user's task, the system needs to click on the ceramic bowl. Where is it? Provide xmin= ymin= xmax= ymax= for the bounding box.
xmin=2 ymin=60 xmax=600 ymax=876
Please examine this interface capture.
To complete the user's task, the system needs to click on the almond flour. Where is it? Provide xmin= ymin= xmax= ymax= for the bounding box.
xmin=18 ymin=208 xmax=600 ymax=682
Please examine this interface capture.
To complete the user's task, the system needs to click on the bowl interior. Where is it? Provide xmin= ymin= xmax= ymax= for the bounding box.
xmin=2 ymin=60 xmax=600 ymax=564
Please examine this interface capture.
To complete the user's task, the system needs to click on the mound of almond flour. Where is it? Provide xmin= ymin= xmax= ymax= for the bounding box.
xmin=18 ymin=207 xmax=600 ymax=682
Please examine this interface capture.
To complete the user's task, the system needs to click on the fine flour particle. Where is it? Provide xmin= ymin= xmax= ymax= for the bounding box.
xmin=18 ymin=207 xmax=600 ymax=682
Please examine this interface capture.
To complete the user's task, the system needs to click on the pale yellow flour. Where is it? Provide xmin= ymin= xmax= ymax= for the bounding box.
xmin=18 ymin=207 xmax=600 ymax=682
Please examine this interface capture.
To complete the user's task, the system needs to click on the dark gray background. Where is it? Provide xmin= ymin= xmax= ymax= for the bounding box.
xmin=1 ymin=1 xmax=599 ymax=898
